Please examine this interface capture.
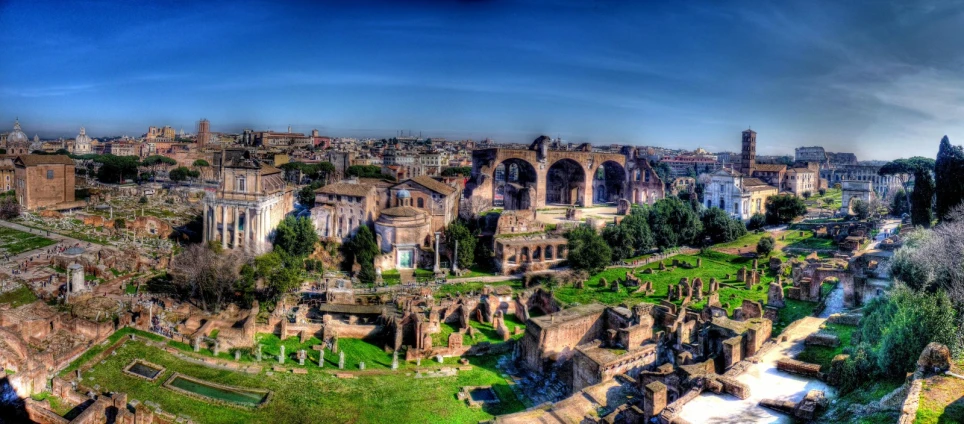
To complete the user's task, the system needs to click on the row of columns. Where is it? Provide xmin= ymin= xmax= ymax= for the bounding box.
xmin=204 ymin=203 xmax=274 ymax=251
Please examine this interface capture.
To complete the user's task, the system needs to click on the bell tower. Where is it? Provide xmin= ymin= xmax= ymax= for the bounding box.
xmin=739 ymin=129 xmax=757 ymax=176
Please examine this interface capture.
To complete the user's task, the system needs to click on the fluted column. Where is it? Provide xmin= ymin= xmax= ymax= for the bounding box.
xmin=221 ymin=205 xmax=227 ymax=248
xmin=233 ymin=206 xmax=240 ymax=248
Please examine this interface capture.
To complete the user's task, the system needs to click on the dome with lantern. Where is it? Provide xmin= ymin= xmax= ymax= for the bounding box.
xmin=74 ymin=127 xmax=92 ymax=154
xmin=7 ymin=118 xmax=28 ymax=145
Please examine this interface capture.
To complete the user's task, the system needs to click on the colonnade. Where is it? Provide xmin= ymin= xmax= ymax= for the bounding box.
xmin=203 ymin=202 xmax=276 ymax=251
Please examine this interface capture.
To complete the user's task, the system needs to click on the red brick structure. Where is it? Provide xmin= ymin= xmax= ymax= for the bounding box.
xmin=13 ymin=155 xmax=75 ymax=210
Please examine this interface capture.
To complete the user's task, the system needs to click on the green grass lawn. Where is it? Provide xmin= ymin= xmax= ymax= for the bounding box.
xmin=74 ymin=331 xmax=524 ymax=424
xmin=453 ymin=264 xmax=498 ymax=279
xmin=773 ymin=299 xmax=817 ymax=335
xmin=553 ymin=251 xmax=790 ymax=316
xmin=0 ymin=226 xmax=56 ymax=254
xmin=0 ymin=285 xmax=38 ymax=307
xmin=381 ymin=269 xmax=400 ymax=286
xmin=436 ymin=280 xmax=523 ymax=297
xmin=794 ymin=323 xmax=855 ymax=371
xmin=711 ymin=231 xmax=772 ymax=251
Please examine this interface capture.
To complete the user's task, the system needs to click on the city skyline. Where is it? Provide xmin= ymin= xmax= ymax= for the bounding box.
xmin=3 ymin=0 xmax=964 ymax=160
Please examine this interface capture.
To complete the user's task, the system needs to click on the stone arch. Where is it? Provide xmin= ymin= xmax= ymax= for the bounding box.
xmin=546 ymin=158 xmax=587 ymax=206
xmin=545 ymin=245 xmax=554 ymax=260
xmin=493 ymin=158 xmax=537 ymax=209
xmin=593 ymin=160 xmax=626 ymax=204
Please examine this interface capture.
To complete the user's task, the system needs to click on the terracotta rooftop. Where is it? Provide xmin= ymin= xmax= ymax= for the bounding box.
xmin=409 ymin=175 xmax=457 ymax=196
xmin=15 ymin=155 xmax=74 ymax=166
xmin=315 ymin=181 xmax=376 ymax=197
xmin=753 ymin=164 xmax=787 ymax=173
xmin=379 ymin=206 xmax=427 ymax=218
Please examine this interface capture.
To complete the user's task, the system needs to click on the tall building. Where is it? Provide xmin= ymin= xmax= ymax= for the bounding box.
xmin=13 ymin=155 xmax=76 ymax=210
xmin=738 ymin=129 xmax=756 ymax=176
xmin=197 ymin=119 xmax=211 ymax=146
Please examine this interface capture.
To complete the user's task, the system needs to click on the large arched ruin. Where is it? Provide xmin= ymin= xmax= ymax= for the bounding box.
xmin=466 ymin=136 xmax=665 ymax=210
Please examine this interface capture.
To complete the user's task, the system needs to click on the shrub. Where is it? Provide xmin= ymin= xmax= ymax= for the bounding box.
xmin=756 ymin=236 xmax=775 ymax=257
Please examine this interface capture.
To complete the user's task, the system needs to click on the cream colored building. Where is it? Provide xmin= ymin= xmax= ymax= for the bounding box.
xmin=202 ymin=149 xmax=294 ymax=252
xmin=704 ymin=169 xmax=778 ymax=220
xmin=783 ymin=167 xmax=816 ymax=197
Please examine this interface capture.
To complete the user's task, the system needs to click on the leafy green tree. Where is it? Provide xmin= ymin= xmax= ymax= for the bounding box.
xmin=168 ymin=166 xmax=191 ymax=182
xmin=747 ymin=213 xmax=767 ymax=231
xmin=765 ymin=194 xmax=807 ymax=225
xmin=850 ymin=199 xmax=870 ymax=220
xmin=880 ymin=156 xmax=935 ymax=217
xmin=622 ymin=208 xmax=655 ymax=255
xmin=95 ymin=155 xmax=140 ymax=183
xmin=441 ymin=167 xmax=472 ymax=177
xmin=141 ymin=155 xmax=177 ymax=181
xmin=756 ymin=235 xmax=775 ymax=257
xmin=602 ymin=224 xmax=635 ymax=261
xmin=273 ymin=216 xmax=318 ymax=257
xmin=347 ymin=165 xmax=394 ymax=181
xmin=858 ymin=287 xmax=959 ymax=378
xmin=889 ymin=189 xmax=909 ymax=216
xmin=701 ymin=207 xmax=747 ymax=244
xmin=445 ymin=221 xmax=476 ymax=269
xmin=647 ymin=197 xmax=702 ymax=248
xmin=343 ymin=226 xmax=380 ymax=284
xmin=565 ymin=226 xmax=611 ymax=274
xmin=192 ymin=159 xmax=210 ymax=167
xmin=236 ymin=264 xmax=257 ymax=308
xmin=297 ymin=184 xmax=317 ymax=208
xmin=314 ymin=162 xmax=336 ymax=185
xmin=935 ymin=136 xmax=964 ymax=222
xmin=255 ymin=251 xmax=302 ymax=301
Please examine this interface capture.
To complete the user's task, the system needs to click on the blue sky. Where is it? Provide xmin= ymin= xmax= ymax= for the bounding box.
xmin=2 ymin=0 xmax=964 ymax=160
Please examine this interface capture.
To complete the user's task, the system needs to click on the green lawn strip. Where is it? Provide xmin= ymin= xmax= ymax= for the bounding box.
xmin=554 ymin=251 xmax=780 ymax=315
xmin=772 ymin=299 xmax=817 ymax=336
xmin=0 ymin=285 xmax=38 ymax=307
xmin=59 ymin=327 xmax=164 ymax=376
xmin=0 ymin=226 xmax=57 ymax=254
xmin=794 ymin=323 xmax=855 ymax=371
xmin=79 ymin=338 xmax=523 ymax=424
xmin=436 ymin=280 xmax=524 ymax=297
xmin=915 ymin=369 xmax=964 ymax=424
xmin=381 ymin=269 xmax=400 ymax=286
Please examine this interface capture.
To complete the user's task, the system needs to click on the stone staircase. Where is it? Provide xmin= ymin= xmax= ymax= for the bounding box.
xmin=399 ymin=270 xmax=415 ymax=285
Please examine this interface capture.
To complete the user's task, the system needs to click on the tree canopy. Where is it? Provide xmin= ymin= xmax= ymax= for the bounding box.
xmin=648 ymin=197 xmax=702 ymax=248
xmin=445 ymin=221 xmax=476 ymax=269
xmin=347 ymin=165 xmax=394 ymax=181
xmin=700 ymin=207 xmax=747 ymax=245
xmin=273 ymin=216 xmax=319 ymax=257
xmin=935 ymin=136 xmax=964 ymax=222
xmin=441 ymin=167 xmax=472 ymax=177
xmin=192 ymin=159 xmax=210 ymax=167
xmin=765 ymin=194 xmax=807 ymax=225
xmin=343 ymin=225 xmax=380 ymax=284
xmin=565 ymin=225 xmax=611 ymax=274
xmin=168 ymin=166 xmax=199 ymax=183
xmin=94 ymin=154 xmax=140 ymax=183
xmin=911 ymin=169 xmax=935 ymax=228
xmin=756 ymin=235 xmax=775 ymax=257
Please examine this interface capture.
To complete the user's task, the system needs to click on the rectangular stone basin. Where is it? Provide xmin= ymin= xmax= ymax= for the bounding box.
xmin=128 ymin=363 xmax=162 ymax=379
xmin=469 ymin=387 xmax=499 ymax=403
xmin=166 ymin=375 xmax=268 ymax=407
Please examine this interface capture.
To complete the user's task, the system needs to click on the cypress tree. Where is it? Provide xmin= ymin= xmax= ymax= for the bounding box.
xmin=934 ymin=136 xmax=964 ymax=221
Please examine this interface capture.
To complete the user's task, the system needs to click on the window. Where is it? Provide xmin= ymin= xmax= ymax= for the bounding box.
xmin=237 ymin=176 xmax=246 ymax=192
xmin=47 ymin=170 xmax=54 ymax=179
xmin=417 ymin=198 xmax=424 ymax=208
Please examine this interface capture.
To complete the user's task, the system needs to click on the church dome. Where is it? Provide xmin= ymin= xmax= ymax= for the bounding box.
xmin=7 ymin=119 xmax=28 ymax=145
xmin=397 ymin=189 xmax=411 ymax=199
xmin=75 ymin=127 xmax=92 ymax=145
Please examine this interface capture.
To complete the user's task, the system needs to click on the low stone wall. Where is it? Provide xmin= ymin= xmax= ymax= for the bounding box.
xmin=776 ymin=358 xmax=823 ymax=379
xmin=898 ymin=378 xmax=923 ymax=424
xmin=161 ymin=372 xmax=272 ymax=409
xmin=805 ymin=332 xmax=840 ymax=347
xmin=827 ymin=313 xmax=862 ymax=326
xmin=657 ymin=387 xmax=702 ymax=424
xmin=24 ymin=399 xmax=70 ymax=424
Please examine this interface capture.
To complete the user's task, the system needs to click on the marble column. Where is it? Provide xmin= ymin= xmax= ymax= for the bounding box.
xmin=233 ymin=206 xmax=240 ymax=248
xmin=249 ymin=208 xmax=256 ymax=246
xmin=221 ymin=205 xmax=227 ymax=248
xmin=433 ymin=232 xmax=441 ymax=272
